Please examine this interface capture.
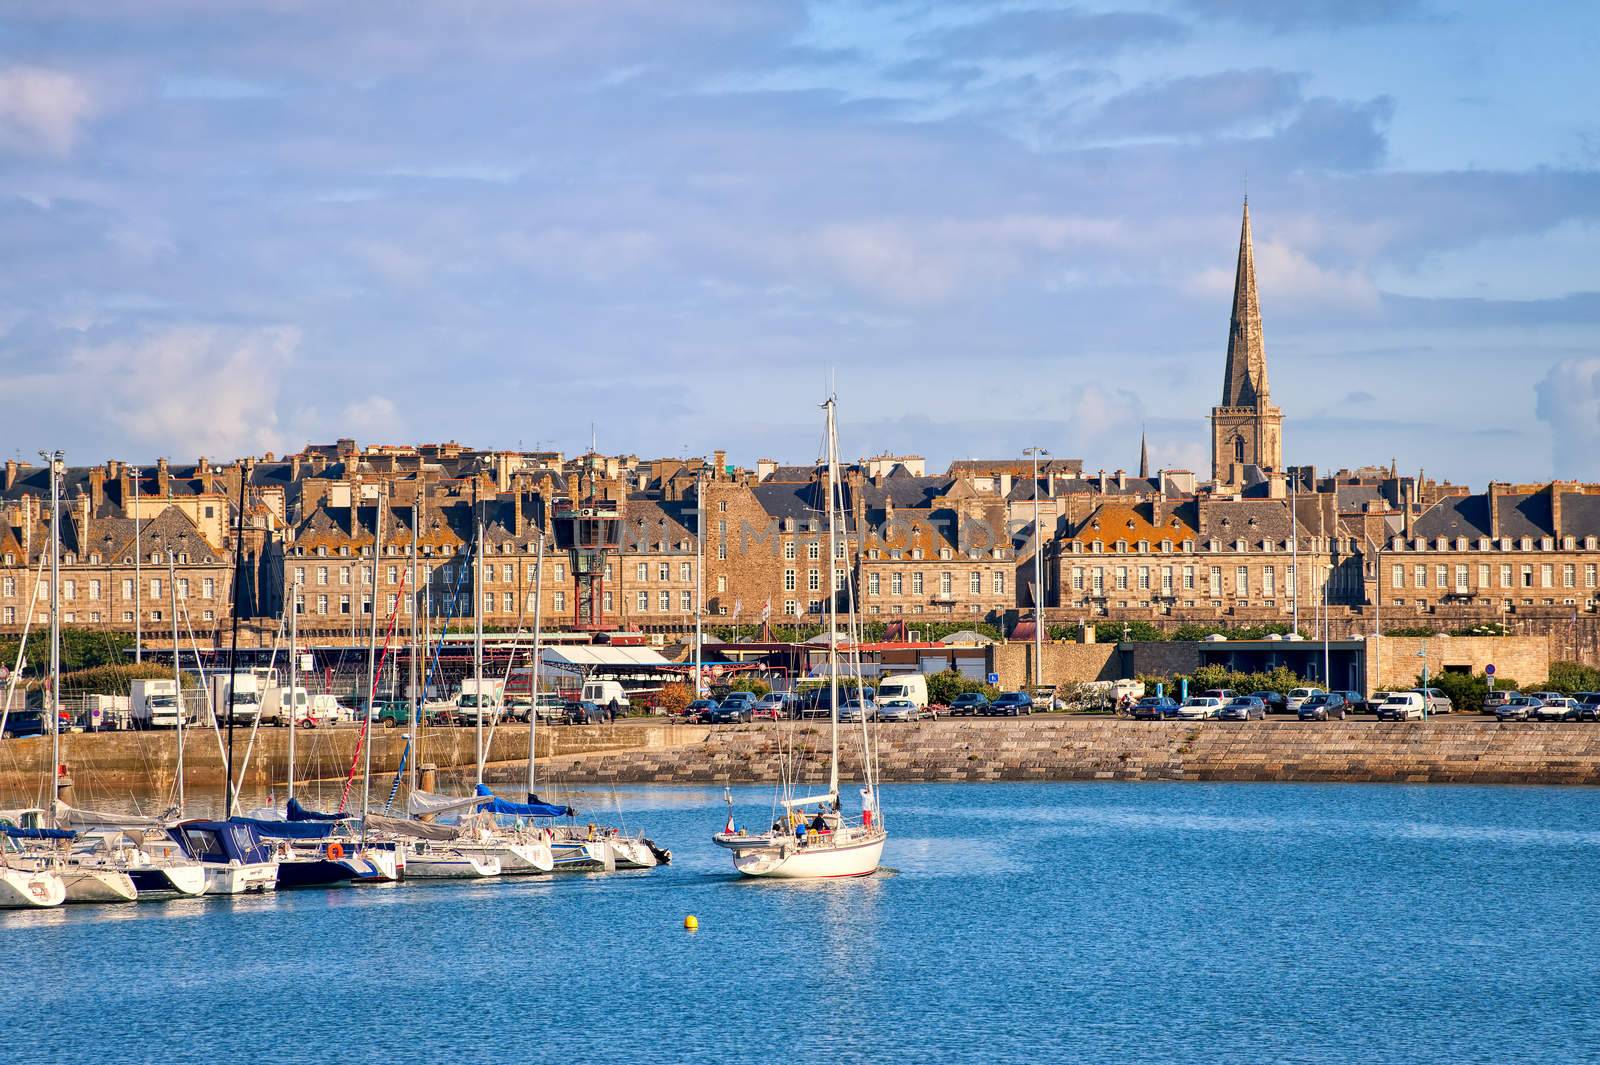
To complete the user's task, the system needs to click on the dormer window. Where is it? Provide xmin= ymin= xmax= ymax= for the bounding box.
xmin=63 ymin=554 xmax=75 ymax=565
xmin=88 ymin=553 xmax=100 ymax=564
xmin=1136 ymin=541 xmax=1148 ymax=554
xmin=1114 ymin=540 xmax=1127 ymax=553
xmin=1160 ymin=540 xmax=1172 ymax=553
xmin=1181 ymin=540 xmax=1194 ymax=552
xmin=1235 ymin=539 xmax=1246 ymax=552
xmin=1478 ymin=538 xmax=1490 ymax=551
xmin=1521 ymin=537 xmax=1533 ymax=551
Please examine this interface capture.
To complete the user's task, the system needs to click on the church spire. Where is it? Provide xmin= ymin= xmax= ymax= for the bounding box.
xmin=1221 ymin=198 xmax=1268 ymax=408
xmin=1138 ymin=430 xmax=1149 ymax=480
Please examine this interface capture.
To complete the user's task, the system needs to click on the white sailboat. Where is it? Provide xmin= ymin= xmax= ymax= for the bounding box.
xmin=713 ymin=397 xmax=885 ymax=879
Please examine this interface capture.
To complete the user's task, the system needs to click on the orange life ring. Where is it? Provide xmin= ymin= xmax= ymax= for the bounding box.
xmin=326 ymin=842 xmax=346 ymax=861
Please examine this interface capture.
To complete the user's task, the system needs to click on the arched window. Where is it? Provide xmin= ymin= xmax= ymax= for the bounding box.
xmin=1232 ymin=436 xmax=1245 ymax=463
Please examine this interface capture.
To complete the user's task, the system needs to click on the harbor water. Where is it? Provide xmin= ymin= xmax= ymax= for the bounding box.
xmin=4 ymin=780 xmax=1599 ymax=1064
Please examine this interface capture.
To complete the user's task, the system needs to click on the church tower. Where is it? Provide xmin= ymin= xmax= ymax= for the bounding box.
xmin=1211 ymin=198 xmax=1283 ymax=486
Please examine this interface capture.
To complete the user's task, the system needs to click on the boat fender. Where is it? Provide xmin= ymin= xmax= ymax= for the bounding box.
xmin=326 ymin=842 xmax=346 ymax=861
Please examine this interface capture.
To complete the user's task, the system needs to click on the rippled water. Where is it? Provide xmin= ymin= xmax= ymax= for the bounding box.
xmin=4 ymin=781 xmax=1599 ymax=1064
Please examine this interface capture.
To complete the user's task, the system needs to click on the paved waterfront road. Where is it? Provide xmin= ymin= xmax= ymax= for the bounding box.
xmin=4 ymin=781 xmax=1599 ymax=1065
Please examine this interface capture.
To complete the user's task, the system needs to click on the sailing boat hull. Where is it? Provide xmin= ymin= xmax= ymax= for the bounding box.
xmin=202 ymin=861 xmax=280 ymax=895
xmin=0 ymin=868 xmax=66 ymax=908
xmin=60 ymin=868 xmax=139 ymax=903
xmin=128 ymin=864 xmax=208 ymax=898
xmin=457 ymin=841 xmax=553 ymax=874
xmin=405 ymin=850 xmax=500 ymax=879
xmin=716 ymin=832 xmax=885 ymax=879
xmin=276 ymin=858 xmax=355 ymax=889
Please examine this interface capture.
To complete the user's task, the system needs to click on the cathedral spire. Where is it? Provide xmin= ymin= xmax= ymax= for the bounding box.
xmin=1221 ymin=198 xmax=1268 ymax=408
xmin=1138 ymin=430 xmax=1149 ymax=480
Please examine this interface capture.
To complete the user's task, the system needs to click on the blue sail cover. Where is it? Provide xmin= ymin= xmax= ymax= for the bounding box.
xmin=473 ymin=783 xmax=572 ymax=819
xmin=286 ymin=797 xmax=353 ymax=822
xmin=231 ymin=815 xmax=339 ymax=840
xmin=172 ymin=820 xmax=276 ymax=865
xmin=1 ymin=825 xmax=76 ymax=840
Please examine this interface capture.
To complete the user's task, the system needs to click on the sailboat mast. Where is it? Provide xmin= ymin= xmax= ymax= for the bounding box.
xmin=361 ymin=491 xmax=383 ymax=833
xmin=528 ymin=528 xmax=544 ymax=798
xmin=824 ymin=399 xmax=840 ymax=806
xmin=473 ymin=480 xmax=485 ymax=785
xmin=223 ymin=474 xmax=247 ymax=818
xmin=170 ymin=541 xmax=184 ymax=815
xmin=46 ymin=450 xmax=61 ymax=822
xmin=408 ymin=495 xmax=420 ymax=800
xmin=287 ymin=569 xmax=298 ymax=802
xmin=133 ymin=466 xmax=141 ymax=665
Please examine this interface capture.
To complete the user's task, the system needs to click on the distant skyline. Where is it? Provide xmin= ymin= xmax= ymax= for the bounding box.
xmin=1 ymin=2 xmax=1597 ymax=483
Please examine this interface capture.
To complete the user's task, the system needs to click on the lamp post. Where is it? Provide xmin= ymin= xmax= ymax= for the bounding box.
xmin=1417 ymin=644 xmax=1430 ymax=721
xmin=1024 ymin=446 xmax=1049 ymax=691
xmin=132 ymin=465 xmax=141 ymax=663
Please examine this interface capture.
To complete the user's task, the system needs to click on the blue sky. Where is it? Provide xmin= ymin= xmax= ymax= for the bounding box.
xmin=1 ymin=1 xmax=1597 ymax=484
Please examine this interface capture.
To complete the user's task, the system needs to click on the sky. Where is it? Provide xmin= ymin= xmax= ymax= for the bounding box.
xmin=1 ymin=1 xmax=1597 ymax=485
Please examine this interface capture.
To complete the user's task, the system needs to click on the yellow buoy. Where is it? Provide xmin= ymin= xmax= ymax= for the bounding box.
xmin=684 ymin=915 xmax=699 ymax=931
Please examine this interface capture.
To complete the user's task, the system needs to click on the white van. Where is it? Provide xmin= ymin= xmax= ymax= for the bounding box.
xmin=876 ymin=674 xmax=929 ymax=708
xmin=454 ymin=678 xmax=506 ymax=723
xmin=1286 ymin=687 xmax=1325 ymax=712
xmin=263 ymin=686 xmax=317 ymax=727
xmin=1376 ymin=692 xmax=1426 ymax=721
xmin=210 ymin=673 xmax=264 ymax=726
xmin=309 ymin=693 xmax=351 ymax=725
xmin=581 ymin=679 xmax=630 ymax=711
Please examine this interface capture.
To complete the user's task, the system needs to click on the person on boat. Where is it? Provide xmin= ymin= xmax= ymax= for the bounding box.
xmin=794 ymin=820 xmax=807 ymax=845
xmin=809 ymin=811 xmax=829 ymax=835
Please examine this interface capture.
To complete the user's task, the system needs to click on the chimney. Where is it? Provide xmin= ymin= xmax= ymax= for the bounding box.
xmin=1402 ymin=481 xmax=1413 ymax=538
xmin=1097 ymin=469 xmax=1106 ymax=495
xmin=156 ymin=457 xmax=170 ymax=496
xmin=756 ymin=458 xmax=777 ymax=482
xmin=999 ymin=473 xmax=1012 ymax=498
xmin=1487 ymin=483 xmax=1501 ymax=539
xmin=5 ymin=460 xmax=18 ymax=493
xmin=88 ymin=467 xmax=105 ymax=511
xmin=290 ymin=454 xmax=303 ymax=481
xmin=1158 ymin=469 xmax=1167 ymax=496
xmin=1115 ymin=469 xmax=1126 ymax=491
xmin=713 ymin=449 xmax=727 ymax=475
xmin=1550 ymin=483 xmax=1564 ymax=541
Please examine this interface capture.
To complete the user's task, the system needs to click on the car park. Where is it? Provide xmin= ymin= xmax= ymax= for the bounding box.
xmin=1176 ymin=697 xmax=1224 ymax=720
xmin=1218 ymin=696 xmax=1267 ymax=721
xmin=1376 ymin=692 xmax=1426 ymax=720
xmin=1286 ymin=688 xmax=1325 ymax=713
xmin=1298 ymin=692 xmax=1350 ymax=721
xmin=947 ymin=693 xmax=990 ymax=717
xmin=1494 ymin=694 xmax=1539 ymax=721
xmin=984 ymin=692 xmax=1033 ymax=717
xmin=1130 ymin=696 xmax=1180 ymax=720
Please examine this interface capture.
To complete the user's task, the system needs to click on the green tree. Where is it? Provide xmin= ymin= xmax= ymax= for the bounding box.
xmin=1095 ymin=621 xmax=1165 ymax=643
xmin=1384 ymin=626 xmax=1438 ymax=637
xmin=925 ymin=669 xmax=998 ymax=705
xmin=727 ymin=677 xmax=771 ymax=697
xmin=1414 ymin=671 xmax=1508 ymax=713
xmin=1540 ymin=661 xmax=1600 ymax=694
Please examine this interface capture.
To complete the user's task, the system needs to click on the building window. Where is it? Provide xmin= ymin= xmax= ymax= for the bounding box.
xmin=680 ymin=562 xmax=692 ymax=582
xmin=1563 ymin=564 xmax=1575 ymax=589
xmin=891 ymin=572 xmax=903 ymax=595
xmin=1091 ymin=568 xmax=1105 ymax=594
xmin=1138 ymin=567 xmax=1150 ymax=592
xmin=940 ymin=571 xmax=953 ymax=595
xmin=912 ymin=572 xmax=924 ymax=595
xmin=808 ymin=570 xmax=821 ymax=592
xmin=807 ymin=542 xmax=820 ymax=561
xmin=636 ymin=591 xmax=648 ymax=611
xmin=89 ymin=579 xmax=101 ymax=600
xmin=1209 ymin=566 xmax=1221 ymax=594
xmin=716 ymin=575 xmax=727 ymax=593
xmin=658 ymin=563 xmax=670 ymax=581
xmin=62 ymin=580 xmax=76 ymax=601
xmin=340 ymin=594 xmax=351 ymax=615
xmin=341 ymin=567 xmax=351 ymax=586
xmin=317 ymin=594 xmax=328 ymax=615
xmin=1522 ymin=565 xmax=1534 ymax=588
xmin=1263 ymin=566 xmax=1275 ymax=597
xmin=388 ymin=594 xmax=400 ymax=614
xmin=868 ymin=573 xmax=881 ymax=595
xmin=993 ymin=571 xmax=1005 ymax=595
xmin=122 ymin=578 xmax=133 ymax=599
xmin=659 ymin=591 xmax=671 ymax=611
xmin=718 ymin=500 xmax=728 ymax=512
xmin=554 ymin=591 xmax=567 ymax=612
xmin=785 ymin=599 xmax=798 ymax=616
xmin=151 ymin=577 xmax=163 ymax=599
xmin=1 ymin=608 xmax=12 ymax=625
xmin=1116 ymin=567 xmax=1128 ymax=591
xmin=1182 ymin=566 xmax=1194 ymax=591
xmin=1435 ymin=564 xmax=1447 ymax=588
xmin=388 ymin=565 xmax=399 ymax=584
xmin=1500 ymin=564 xmax=1512 ymax=588
xmin=971 ymin=571 xmax=982 ymax=594
xmin=681 ymin=591 xmax=692 ymax=611
xmin=1588 ymin=564 xmax=1598 ymax=589
xmin=1477 ymin=564 xmax=1490 ymax=589
xmin=121 ymin=610 xmax=133 ymax=622
xmin=784 ymin=569 xmax=797 ymax=592
xmin=1455 ymin=566 xmax=1469 ymax=594
xmin=784 ymin=542 xmax=796 ymax=561
xmin=1161 ymin=567 xmax=1174 ymax=595
xmin=1412 ymin=565 xmax=1425 ymax=588
xmin=1236 ymin=566 xmax=1249 ymax=596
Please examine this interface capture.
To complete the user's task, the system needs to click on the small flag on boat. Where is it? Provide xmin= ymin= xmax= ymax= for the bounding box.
xmin=759 ymin=599 xmax=771 ymax=622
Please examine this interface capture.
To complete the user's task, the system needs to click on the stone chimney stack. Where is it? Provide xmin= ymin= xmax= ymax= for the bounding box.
xmin=1487 ymin=483 xmax=1501 ymax=539
xmin=3 ymin=460 xmax=16 ymax=493
xmin=1115 ymin=469 xmax=1126 ymax=491
xmin=1549 ymin=483 xmax=1564 ymax=541
xmin=712 ymin=449 xmax=727 ymax=475
xmin=1402 ymin=481 xmax=1413 ymax=538
xmin=88 ymin=467 xmax=105 ymax=512
xmin=156 ymin=457 xmax=171 ymax=496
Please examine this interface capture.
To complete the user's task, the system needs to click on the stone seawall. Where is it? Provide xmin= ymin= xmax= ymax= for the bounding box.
xmin=519 ymin=717 xmax=1600 ymax=788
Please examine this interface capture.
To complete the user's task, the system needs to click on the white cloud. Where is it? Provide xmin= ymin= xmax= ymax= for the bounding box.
xmin=0 ymin=67 xmax=96 ymax=156
xmin=1535 ymin=357 xmax=1600 ymax=479
xmin=1186 ymin=239 xmax=1380 ymax=314
xmin=341 ymin=395 xmax=402 ymax=439
xmin=68 ymin=325 xmax=301 ymax=457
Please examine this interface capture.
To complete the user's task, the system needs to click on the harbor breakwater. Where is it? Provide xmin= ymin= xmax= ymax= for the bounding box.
xmin=519 ymin=717 xmax=1600 ymax=788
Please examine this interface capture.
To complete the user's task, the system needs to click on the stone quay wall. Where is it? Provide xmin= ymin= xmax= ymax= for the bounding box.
xmin=524 ymin=717 xmax=1600 ymax=788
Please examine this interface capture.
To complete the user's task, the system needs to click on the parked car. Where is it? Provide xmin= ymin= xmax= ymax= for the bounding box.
xmin=1200 ymin=689 xmax=1237 ymax=702
xmin=1248 ymin=690 xmax=1288 ymax=714
xmin=1286 ymin=688 xmax=1325 ymax=712
xmin=1176 ymin=697 xmax=1224 ymax=720
xmin=984 ymin=692 xmax=1033 ymax=717
xmin=564 ymin=700 xmax=607 ymax=725
xmin=1298 ymin=692 xmax=1350 ymax=721
xmin=1530 ymin=695 xmax=1580 ymax=722
xmin=1130 ymin=696 xmax=1180 ymax=720
xmin=752 ymin=692 xmax=791 ymax=716
xmin=947 ymin=693 xmax=990 ymax=717
xmin=877 ymin=698 xmax=923 ymax=723
xmin=838 ymin=698 xmax=876 ymax=723
xmin=1572 ymin=692 xmax=1600 ymax=721
xmin=373 ymin=700 xmax=415 ymax=728
xmin=1376 ymin=692 xmax=1426 ymax=720
xmin=1337 ymin=691 xmax=1369 ymax=713
xmin=0 ymin=709 xmax=46 ymax=740
xmin=1414 ymin=687 xmax=1454 ymax=714
xmin=1494 ymin=693 xmax=1540 ymax=721
xmin=682 ymin=698 xmax=718 ymax=723
xmin=1483 ymin=689 xmax=1514 ymax=712
xmin=1218 ymin=696 xmax=1267 ymax=721
xmin=705 ymin=698 xmax=755 ymax=724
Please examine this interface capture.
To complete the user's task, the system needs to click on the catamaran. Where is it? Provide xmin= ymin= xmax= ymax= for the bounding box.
xmin=713 ymin=397 xmax=885 ymax=878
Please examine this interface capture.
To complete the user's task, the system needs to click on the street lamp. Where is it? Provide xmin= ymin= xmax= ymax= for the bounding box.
xmin=1023 ymin=447 xmax=1049 ymax=691
xmin=1416 ymin=643 xmax=1430 ymax=720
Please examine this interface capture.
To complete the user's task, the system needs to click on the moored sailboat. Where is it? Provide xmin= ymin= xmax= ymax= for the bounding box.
xmin=712 ymin=397 xmax=886 ymax=879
